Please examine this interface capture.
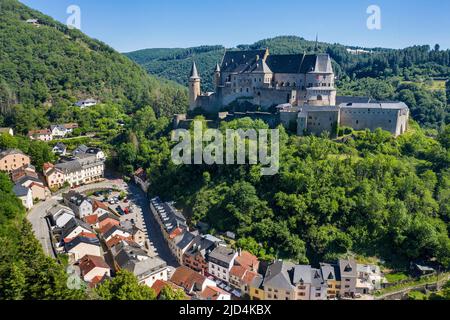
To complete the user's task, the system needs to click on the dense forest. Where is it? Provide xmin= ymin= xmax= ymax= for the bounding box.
xmin=126 ymin=35 xmax=450 ymax=129
xmin=0 ymin=0 xmax=188 ymax=130
xmin=115 ymin=109 xmax=450 ymax=269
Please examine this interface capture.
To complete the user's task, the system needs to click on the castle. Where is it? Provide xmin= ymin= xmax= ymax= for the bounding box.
xmin=188 ymin=49 xmax=409 ymax=137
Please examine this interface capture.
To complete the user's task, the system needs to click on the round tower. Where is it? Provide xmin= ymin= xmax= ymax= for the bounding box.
xmin=214 ymin=63 xmax=221 ymax=88
xmin=189 ymin=61 xmax=201 ymax=111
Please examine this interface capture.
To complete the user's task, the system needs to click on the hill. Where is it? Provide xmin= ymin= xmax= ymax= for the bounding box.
xmin=126 ymin=35 xmax=450 ymax=128
xmin=0 ymin=0 xmax=188 ymax=121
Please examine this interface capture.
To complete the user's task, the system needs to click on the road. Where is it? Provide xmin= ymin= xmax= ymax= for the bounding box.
xmin=27 ymin=196 xmax=60 ymax=258
xmin=27 ymin=179 xmax=178 ymax=268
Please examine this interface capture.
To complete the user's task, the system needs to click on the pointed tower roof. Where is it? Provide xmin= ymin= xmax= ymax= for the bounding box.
xmin=190 ymin=61 xmax=200 ymax=79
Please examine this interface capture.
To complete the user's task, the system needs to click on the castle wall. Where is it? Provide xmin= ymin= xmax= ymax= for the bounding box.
xmin=304 ymin=109 xmax=339 ymax=137
xmin=340 ymin=107 xmax=407 ymax=136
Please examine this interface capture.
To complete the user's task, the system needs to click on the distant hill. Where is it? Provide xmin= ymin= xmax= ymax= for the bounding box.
xmin=0 ymin=0 xmax=187 ymax=117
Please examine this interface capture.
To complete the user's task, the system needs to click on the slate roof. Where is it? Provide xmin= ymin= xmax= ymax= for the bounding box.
xmin=65 ymin=236 xmax=100 ymax=251
xmin=221 ymin=49 xmax=267 ymax=73
xmin=320 ymin=263 xmax=341 ymax=281
xmin=0 ymin=148 xmax=26 ymax=158
xmin=102 ymin=225 xmax=131 ymax=240
xmin=208 ymin=246 xmax=237 ymax=266
xmin=311 ymin=268 xmax=327 ymax=288
xmin=190 ymin=61 xmax=200 ymax=79
xmin=263 ymin=260 xmax=295 ymax=291
xmin=61 ymin=218 xmax=93 ymax=239
xmin=174 ymin=231 xmax=196 ymax=250
xmin=185 ymin=235 xmax=217 ymax=258
xmin=339 ymin=102 xmax=409 ymax=110
xmin=339 ymin=258 xmax=358 ymax=278
xmin=13 ymin=184 xmax=30 ymax=197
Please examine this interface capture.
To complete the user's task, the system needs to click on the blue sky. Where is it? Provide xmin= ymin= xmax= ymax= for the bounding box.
xmin=20 ymin=0 xmax=450 ymax=53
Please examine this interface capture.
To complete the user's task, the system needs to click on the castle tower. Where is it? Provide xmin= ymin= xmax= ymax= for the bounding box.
xmin=189 ymin=61 xmax=201 ymax=111
xmin=214 ymin=63 xmax=221 ymax=88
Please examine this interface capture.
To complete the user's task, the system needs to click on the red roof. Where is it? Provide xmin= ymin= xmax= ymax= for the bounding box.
xmin=84 ymin=214 xmax=99 ymax=225
xmin=28 ymin=129 xmax=51 ymax=136
xmin=242 ymin=270 xmax=259 ymax=285
xmin=170 ymin=266 xmax=207 ymax=293
xmin=64 ymin=232 xmax=97 ymax=243
xmin=64 ymin=123 xmax=79 ymax=129
xmin=169 ymin=227 xmax=183 ymax=240
xmin=198 ymin=286 xmax=229 ymax=300
xmin=106 ymin=235 xmax=133 ymax=248
xmin=93 ymin=200 xmax=109 ymax=212
xmin=230 ymin=265 xmax=247 ymax=279
xmin=79 ymin=255 xmax=110 ymax=277
xmin=235 ymin=251 xmax=260 ymax=271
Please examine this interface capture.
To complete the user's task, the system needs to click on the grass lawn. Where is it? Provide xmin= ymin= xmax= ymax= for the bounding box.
xmin=385 ymin=272 xmax=410 ymax=283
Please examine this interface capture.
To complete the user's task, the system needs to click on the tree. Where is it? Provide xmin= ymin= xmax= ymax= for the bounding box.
xmin=159 ymin=285 xmax=186 ymax=300
xmin=95 ymin=270 xmax=156 ymax=300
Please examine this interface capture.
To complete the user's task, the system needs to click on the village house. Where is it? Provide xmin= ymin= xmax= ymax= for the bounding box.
xmin=78 ymin=254 xmax=111 ymax=283
xmin=113 ymin=241 xmax=168 ymax=288
xmin=208 ymin=246 xmax=238 ymax=283
xmin=197 ymin=286 xmax=231 ymax=301
xmin=47 ymin=204 xmax=75 ymax=228
xmin=320 ymin=263 xmax=341 ymax=299
xmin=249 ymin=274 xmax=265 ymax=300
xmin=0 ymin=149 xmax=31 ymax=173
xmin=75 ymin=99 xmax=98 ymax=109
xmin=263 ymin=261 xmax=296 ymax=300
xmin=55 ymin=154 xmax=105 ymax=187
xmin=11 ymin=164 xmax=38 ymax=183
xmin=98 ymin=213 xmax=121 ymax=233
xmin=339 ymin=258 xmax=358 ymax=298
xmin=52 ymin=142 xmax=67 ymax=156
xmin=133 ymin=168 xmax=150 ymax=193
xmin=102 ymin=225 xmax=132 ymax=243
xmin=60 ymin=218 xmax=94 ymax=242
xmin=28 ymin=129 xmax=53 ymax=141
xmin=170 ymin=266 xmax=216 ymax=296
xmin=15 ymin=175 xmax=48 ymax=201
xmin=356 ymin=264 xmax=386 ymax=294
xmin=183 ymin=235 xmax=219 ymax=275
xmin=63 ymin=191 xmax=93 ymax=219
xmin=92 ymin=200 xmax=110 ymax=217
xmin=50 ymin=123 xmax=78 ymax=138
xmin=168 ymin=228 xmax=196 ymax=265
xmin=150 ymin=197 xmax=188 ymax=240
xmin=13 ymin=184 xmax=33 ymax=209
xmin=65 ymin=236 xmax=102 ymax=263
xmin=43 ymin=163 xmax=66 ymax=190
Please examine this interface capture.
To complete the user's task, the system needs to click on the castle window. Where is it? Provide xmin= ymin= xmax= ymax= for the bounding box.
xmin=246 ymin=88 xmax=249 ymax=93
xmin=356 ymin=120 xmax=359 ymax=124
xmin=258 ymin=92 xmax=261 ymax=96
xmin=317 ymin=95 xmax=323 ymax=101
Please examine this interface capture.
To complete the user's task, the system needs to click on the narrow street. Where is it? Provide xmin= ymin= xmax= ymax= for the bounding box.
xmin=27 ymin=179 xmax=178 ymax=268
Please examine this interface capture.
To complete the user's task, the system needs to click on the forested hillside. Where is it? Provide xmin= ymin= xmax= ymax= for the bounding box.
xmin=0 ymin=0 xmax=188 ymax=127
xmin=126 ymin=35 xmax=450 ymax=129
xmin=115 ymin=111 xmax=450 ymax=269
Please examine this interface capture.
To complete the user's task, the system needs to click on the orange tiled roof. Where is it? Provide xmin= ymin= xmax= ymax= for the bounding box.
xmin=79 ymin=255 xmax=110 ymax=277
xmin=235 ymin=251 xmax=260 ymax=270
xmin=106 ymin=235 xmax=133 ymax=248
xmin=242 ymin=270 xmax=259 ymax=285
xmin=169 ymin=227 xmax=183 ymax=240
xmin=93 ymin=200 xmax=109 ymax=212
xmin=230 ymin=265 xmax=247 ymax=279
xmin=84 ymin=214 xmax=99 ymax=225
xmin=64 ymin=232 xmax=97 ymax=243
xmin=170 ymin=266 xmax=207 ymax=293
xmin=198 ymin=286 xmax=228 ymax=300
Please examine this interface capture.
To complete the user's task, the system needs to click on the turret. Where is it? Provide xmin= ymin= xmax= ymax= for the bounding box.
xmin=214 ymin=63 xmax=221 ymax=88
xmin=189 ymin=61 xmax=201 ymax=111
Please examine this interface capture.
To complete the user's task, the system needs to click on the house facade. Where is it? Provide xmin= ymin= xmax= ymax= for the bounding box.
xmin=0 ymin=149 xmax=31 ymax=173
